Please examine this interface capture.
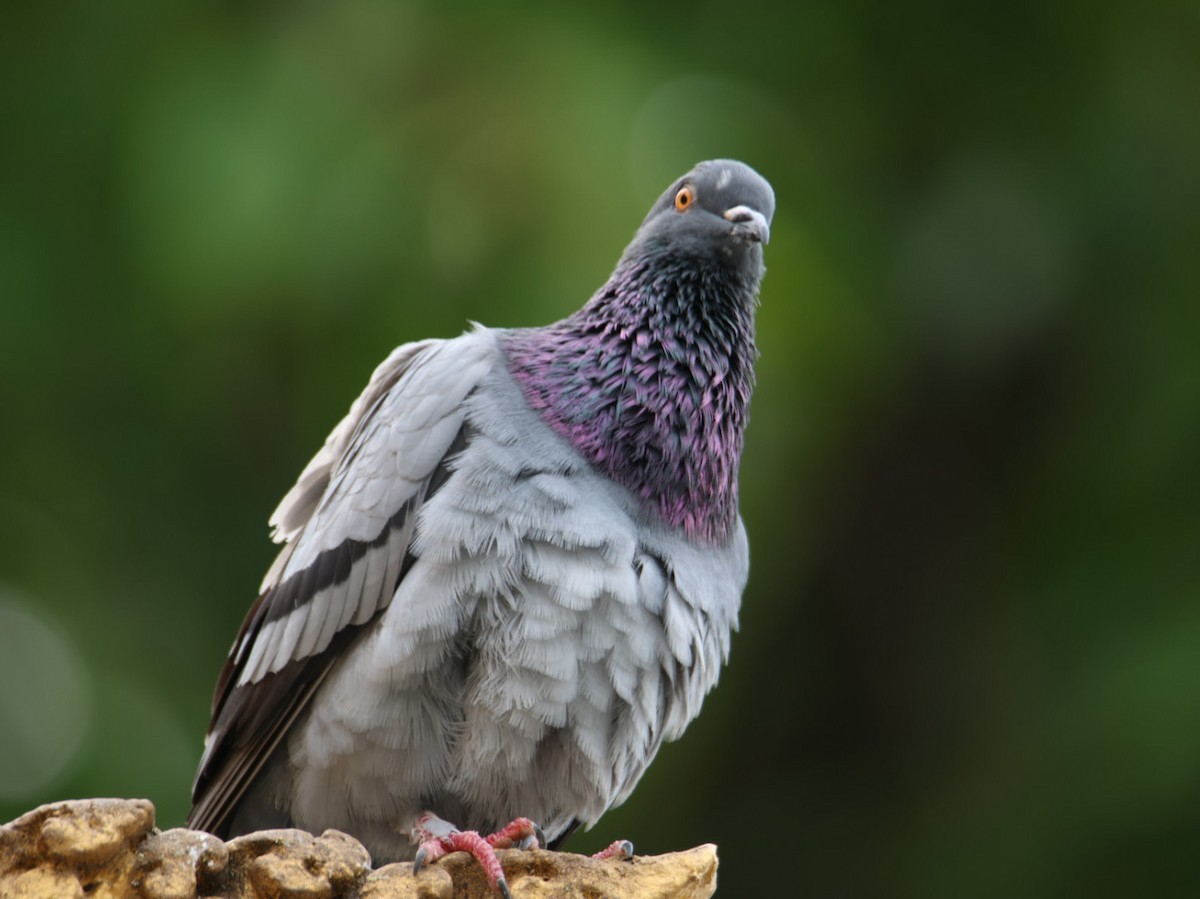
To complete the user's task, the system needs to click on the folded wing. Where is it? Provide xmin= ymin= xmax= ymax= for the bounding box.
xmin=188 ymin=331 xmax=498 ymax=835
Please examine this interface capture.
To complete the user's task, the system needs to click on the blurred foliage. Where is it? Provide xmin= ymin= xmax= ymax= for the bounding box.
xmin=1 ymin=0 xmax=1198 ymax=895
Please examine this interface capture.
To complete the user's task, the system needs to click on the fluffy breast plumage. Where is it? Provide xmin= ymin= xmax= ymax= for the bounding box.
xmin=276 ymin=339 xmax=747 ymax=863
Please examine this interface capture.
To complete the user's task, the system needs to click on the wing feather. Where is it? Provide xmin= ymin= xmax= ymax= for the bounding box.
xmin=189 ymin=330 xmax=498 ymax=835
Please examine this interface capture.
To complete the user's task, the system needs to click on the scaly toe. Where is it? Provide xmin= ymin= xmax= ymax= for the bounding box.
xmin=409 ymin=812 xmax=535 ymax=896
xmin=484 ymin=816 xmax=542 ymax=850
xmin=592 ymin=838 xmax=635 ymax=861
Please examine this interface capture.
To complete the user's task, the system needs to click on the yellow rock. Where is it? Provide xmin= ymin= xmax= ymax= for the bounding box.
xmin=36 ymin=799 xmax=155 ymax=867
xmin=1 ymin=799 xmax=719 ymax=899
xmin=5 ymin=867 xmax=85 ymax=899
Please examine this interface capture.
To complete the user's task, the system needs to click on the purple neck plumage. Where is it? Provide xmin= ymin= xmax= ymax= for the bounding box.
xmin=504 ymin=252 xmax=759 ymax=544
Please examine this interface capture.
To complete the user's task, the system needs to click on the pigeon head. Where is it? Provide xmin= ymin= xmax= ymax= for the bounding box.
xmin=505 ymin=159 xmax=775 ymax=544
xmin=621 ymin=159 xmax=775 ymax=278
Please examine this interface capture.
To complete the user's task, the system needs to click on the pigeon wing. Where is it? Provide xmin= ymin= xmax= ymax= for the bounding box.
xmin=188 ymin=330 xmax=498 ymax=835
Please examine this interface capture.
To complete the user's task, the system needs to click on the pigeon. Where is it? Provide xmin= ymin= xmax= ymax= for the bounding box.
xmin=188 ymin=159 xmax=774 ymax=895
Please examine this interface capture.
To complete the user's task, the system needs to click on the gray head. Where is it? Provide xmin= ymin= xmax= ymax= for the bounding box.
xmin=622 ymin=159 xmax=775 ymax=275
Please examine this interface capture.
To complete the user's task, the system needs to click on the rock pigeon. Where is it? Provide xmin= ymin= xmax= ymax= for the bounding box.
xmin=188 ymin=159 xmax=774 ymax=894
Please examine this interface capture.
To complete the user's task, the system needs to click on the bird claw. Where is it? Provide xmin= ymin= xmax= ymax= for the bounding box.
xmin=515 ymin=822 xmax=546 ymax=851
xmin=592 ymin=838 xmax=635 ymax=861
xmin=484 ymin=816 xmax=542 ymax=850
xmin=410 ymin=811 xmax=543 ymax=896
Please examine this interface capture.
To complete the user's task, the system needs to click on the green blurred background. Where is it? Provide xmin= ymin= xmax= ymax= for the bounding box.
xmin=2 ymin=1 xmax=1197 ymax=895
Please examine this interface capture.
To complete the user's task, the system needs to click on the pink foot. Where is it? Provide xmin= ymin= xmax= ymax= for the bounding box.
xmin=592 ymin=838 xmax=635 ymax=861
xmin=411 ymin=812 xmax=544 ymax=898
xmin=484 ymin=816 xmax=544 ymax=850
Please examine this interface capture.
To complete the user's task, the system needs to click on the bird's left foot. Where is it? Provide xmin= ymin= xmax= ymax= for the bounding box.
xmin=592 ymin=838 xmax=635 ymax=861
xmin=411 ymin=811 xmax=544 ymax=898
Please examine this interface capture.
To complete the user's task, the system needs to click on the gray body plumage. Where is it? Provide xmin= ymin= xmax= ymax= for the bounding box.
xmin=189 ymin=160 xmax=773 ymax=863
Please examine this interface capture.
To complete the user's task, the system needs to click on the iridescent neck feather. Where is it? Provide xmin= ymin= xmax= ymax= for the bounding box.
xmin=504 ymin=250 xmax=760 ymax=544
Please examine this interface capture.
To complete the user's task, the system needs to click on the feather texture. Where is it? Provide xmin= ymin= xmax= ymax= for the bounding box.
xmin=189 ymin=160 xmax=774 ymax=863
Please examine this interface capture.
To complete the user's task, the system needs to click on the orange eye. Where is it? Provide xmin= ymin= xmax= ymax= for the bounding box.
xmin=674 ymin=186 xmax=695 ymax=212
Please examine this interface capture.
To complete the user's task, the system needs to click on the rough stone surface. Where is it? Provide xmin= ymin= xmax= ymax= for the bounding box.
xmin=0 ymin=799 xmax=718 ymax=898
xmin=0 ymin=798 xmax=155 ymax=899
xmin=135 ymin=827 xmax=228 ymax=899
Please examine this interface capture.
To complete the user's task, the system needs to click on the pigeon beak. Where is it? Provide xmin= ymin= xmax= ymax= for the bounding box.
xmin=723 ymin=205 xmax=771 ymax=245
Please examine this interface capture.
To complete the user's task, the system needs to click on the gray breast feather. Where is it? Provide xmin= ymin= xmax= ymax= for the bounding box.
xmin=277 ymin=327 xmax=748 ymax=855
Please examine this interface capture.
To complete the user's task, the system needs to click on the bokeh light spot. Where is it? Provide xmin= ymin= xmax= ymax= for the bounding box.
xmin=0 ymin=588 xmax=91 ymax=800
xmin=894 ymin=157 xmax=1078 ymax=370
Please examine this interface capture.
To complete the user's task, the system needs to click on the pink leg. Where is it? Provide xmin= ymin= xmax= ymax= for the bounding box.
xmin=411 ymin=812 xmax=544 ymax=899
